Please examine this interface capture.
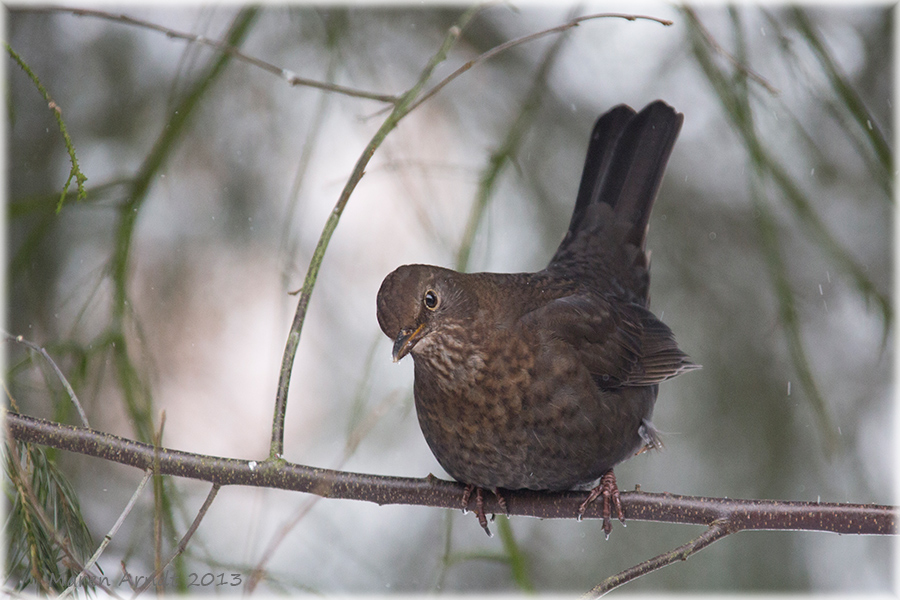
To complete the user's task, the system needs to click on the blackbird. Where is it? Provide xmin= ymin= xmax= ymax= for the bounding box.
xmin=376 ymin=100 xmax=698 ymax=536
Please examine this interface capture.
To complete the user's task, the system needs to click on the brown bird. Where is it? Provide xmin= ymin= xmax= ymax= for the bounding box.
xmin=376 ymin=100 xmax=698 ymax=536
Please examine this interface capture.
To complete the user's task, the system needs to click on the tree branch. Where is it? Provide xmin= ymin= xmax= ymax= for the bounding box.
xmin=60 ymin=470 xmax=152 ymax=598
xmin=269 ymin=4 xmax=483 ymax=458
xmin=586 ymin=520 xmax=733 ymax=597
xmin=5 ymin=428 xmax=122 ymax=598
xmin=5 ymin=332 xmax=90 ymax=428
xmin=407 ymin=12 xmax=674 ymax=116
xmin=27 ymin=6 xmax=398 ymax=104
xmin=5 ymin=43 xmax=88 ymax=211
xmin=133 ymin=484 xmax=220 ymax=597
xmin=268 ymin=6 xmax=678 ymax=459
xmin=7 ymin=411 xmax=896 ymax=536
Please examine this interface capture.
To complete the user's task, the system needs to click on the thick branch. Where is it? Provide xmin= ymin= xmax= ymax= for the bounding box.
xmin=7 ymin=412 xmax=895 ymax=535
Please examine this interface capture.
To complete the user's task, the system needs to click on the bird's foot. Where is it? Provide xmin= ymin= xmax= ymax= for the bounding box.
xmin=577 ymin=469 xmax=625 ymax=539
xmin=461 ymin=485 xmax=506 ymax=537
xmin=635 ymin=420 xmax=664 ymax=455
xmin=494 ymin=489 xmax=509 ymax=515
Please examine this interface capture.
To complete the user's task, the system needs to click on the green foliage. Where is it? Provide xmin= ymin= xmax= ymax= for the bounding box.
xmin=6 ymin=43 xmax=88 ymax=212
xmin=682 ymin=5 xmax=891 ymax=455
xmin=5 ymin=442 xmax=95 ymax=594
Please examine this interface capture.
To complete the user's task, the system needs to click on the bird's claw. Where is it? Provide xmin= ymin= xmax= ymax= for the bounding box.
xmin=577 ymin=470 xmax=625 ymax=538
xmin=461 ymin=485 xmax=507 ymax=537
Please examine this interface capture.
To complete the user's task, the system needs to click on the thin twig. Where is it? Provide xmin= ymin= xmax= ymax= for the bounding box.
xmin=246 ymin=391 xmax=400 ymax=592
xmin=26 ymin=6 xmax=398 ymax=104
xmin=5 ymin=332 xmax=90 ymax=428
xmin=277 ymin=42 xmax=341 ymax=287
xmin=151 ymin=412 xmax=166 ymax=595
xmin=60 ymin=470 xmax=153 ymax=598
xmin=246 ymin=496 xmax=317 ymax=592
xmin=681 ymin=5 xmax=779 ymax=95
xmin=408 ymin=12 xmax=674 ymax=115
xmin=108 ymin=7 xmax=258 ymax=448
xmin=455 ymin=6 xmax=576 ymax=272
xmin=132 ymin=484 xmax=221 ymax=597
xmin=269 ymin=4 xmax=482 ymax=458
xmin=789 ymin=7 xmax=890 ymax=171
xmin=683 ymin=5 xmax=893 ymax=456
xmin=268 ymin=6 xmax=675 ymax=457
xmin=5 ymin=43 xmax=87 ymax=211
xmin=585 ymin=520 xmax=733 ymax=597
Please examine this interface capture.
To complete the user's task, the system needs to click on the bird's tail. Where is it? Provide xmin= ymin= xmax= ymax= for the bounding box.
xmin=548 ymin=101 xmax=683 ymax=301
xmin=566 ymin=100 xmax=683 ymax=252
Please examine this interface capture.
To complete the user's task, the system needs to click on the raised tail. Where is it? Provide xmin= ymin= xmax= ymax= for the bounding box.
xmin=548 ymin=101 xmax=683 ymax=300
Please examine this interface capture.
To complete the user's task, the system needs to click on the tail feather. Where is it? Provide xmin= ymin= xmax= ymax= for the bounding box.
xmin=565 ymin=105 xmax=638 ymax=242
xmin=548 ymin=101 xmax=683 ymax=299
xmin=564 ymin=101 xmax=682 ymax=252
xmin=598 ymin=101 xmax=683 ymax=249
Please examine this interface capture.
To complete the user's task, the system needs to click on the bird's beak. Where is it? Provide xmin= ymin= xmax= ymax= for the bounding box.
xmin=392 ymin=324 xmax=426 ymax=362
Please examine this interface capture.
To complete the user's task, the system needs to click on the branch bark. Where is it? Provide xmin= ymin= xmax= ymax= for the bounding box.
xmin=7 ymin=411 xmax=896 ymax=535
xmin=586 ymin=520 xmax=733 ymax=597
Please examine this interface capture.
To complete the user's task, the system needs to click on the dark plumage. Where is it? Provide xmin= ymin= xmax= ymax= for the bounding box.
xmin=376 ymin=101 xmax=698 ymax=535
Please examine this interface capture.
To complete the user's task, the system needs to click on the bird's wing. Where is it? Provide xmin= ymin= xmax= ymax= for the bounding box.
xmin=522 ymin=292 xmax=698 ymax=388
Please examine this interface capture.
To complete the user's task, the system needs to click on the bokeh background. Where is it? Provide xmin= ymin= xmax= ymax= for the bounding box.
xmin=6 ymin=2 xmax=894 ymax=594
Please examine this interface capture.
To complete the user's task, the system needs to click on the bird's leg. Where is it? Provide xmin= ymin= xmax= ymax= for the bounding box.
xmin=492 ymin=488 xmax=508 ymax=516
xmin=461 ymin=484 xmax=474 ymax=514
xmin=635 ymin=420 xmax=664 ymax=455
xmin=473 ymin=488 xmax=491 ymax=536
xmin=577 ymin=469 xmax=625 ymax=538
xmin=460 ymin=484 xmax=500 ymax=536
xmin=476 ymin=489 xmax=491 ymax=534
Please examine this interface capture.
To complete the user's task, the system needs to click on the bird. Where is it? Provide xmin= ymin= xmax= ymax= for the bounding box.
xmin=376 ymin=100 xmax=698 ymax=536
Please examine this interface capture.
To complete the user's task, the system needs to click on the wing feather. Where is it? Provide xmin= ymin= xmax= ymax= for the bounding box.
xmin=523 ymin=293 xmax=698 ymax=389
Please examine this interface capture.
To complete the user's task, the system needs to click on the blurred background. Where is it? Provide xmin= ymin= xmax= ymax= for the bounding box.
xmin=6 ymin=2 xmax=894 ymax=594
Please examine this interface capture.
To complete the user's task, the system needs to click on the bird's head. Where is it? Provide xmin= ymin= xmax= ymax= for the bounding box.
xmin=376 ymin=264 xmax=475 ymax=362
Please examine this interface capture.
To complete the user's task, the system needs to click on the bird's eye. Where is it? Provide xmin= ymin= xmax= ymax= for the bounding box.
xmin=423 ymin=289 xmax=439 ymax=310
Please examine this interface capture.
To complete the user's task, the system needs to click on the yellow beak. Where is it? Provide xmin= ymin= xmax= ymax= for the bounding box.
xmin=392 ymin=323 xmax=426 ymax=362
